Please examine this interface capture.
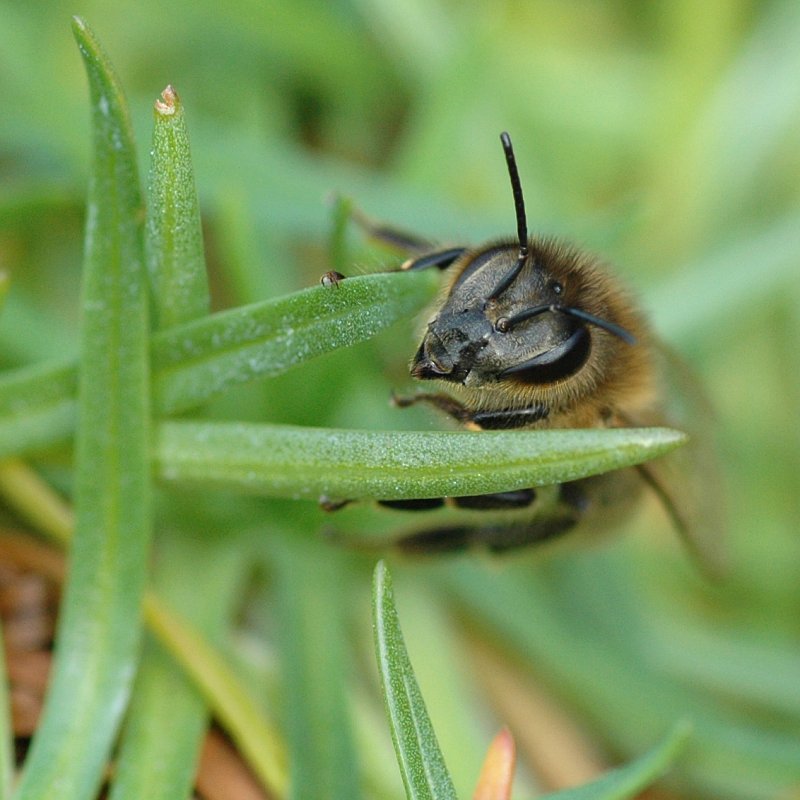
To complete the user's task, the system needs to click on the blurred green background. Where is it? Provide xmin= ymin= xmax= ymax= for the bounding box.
xmin=1 ymin=1 xmax=799 ymax=798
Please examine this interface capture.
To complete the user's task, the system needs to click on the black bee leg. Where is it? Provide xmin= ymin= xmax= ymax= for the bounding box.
xmin=319 ymin=495 xmax=353 ymax=512
xmin=478 ymin=514 xmax=580 ymax=552
xmin=380 ymin=489 xmax=536 ymax=513
xmin=396 ymin=513 xmax=580 ymax=555
xmin=391 ymin=391 xmax=475 ymax=423
xmin=392 ymin=391 xmax=549 ymax=429
xmin=328 ymin=195 xmax=467 ymax=270
xmin=401 ymin=248 xmax=467 ymax=272
xmin=342 ymin=200 xmax=437 ymax=254
xmin=389 ymin=481 xmax=589 ymax=554
xmin=379 ymin=498 xmax=445 ymax=511
xmin=468 ymin=406 xmax=550 ymax=429
xmin=452 ymin=489 xmax=536 ymax=510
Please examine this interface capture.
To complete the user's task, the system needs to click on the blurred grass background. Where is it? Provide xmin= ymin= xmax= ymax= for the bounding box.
xmin=1 ymin=1 xmax=799 ymax=798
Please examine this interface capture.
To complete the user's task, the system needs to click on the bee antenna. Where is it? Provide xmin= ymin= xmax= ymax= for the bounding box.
xmin=488 ymin=132 xmax=530 ymax=301
xmin=500 ymin=132 xmax=528 ymax=254
xmin=558 ymin=306 xmax=636 ymax=344
xmin=496 ymin=304 xmax=636 ymax=345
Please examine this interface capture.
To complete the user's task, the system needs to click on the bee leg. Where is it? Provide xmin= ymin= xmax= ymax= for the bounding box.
xmin=401 ymin=248 xmax=468 ymax=272
xmin=379 ymin=497 xmax=446 ymax=511
xmin=329 ymin=196 xmax=467 ymax=269
xmin=396 ymin=514 xmax=580 ymax=554
xmin=392 ymin=391 xmax=549 ymax=429
xmin=469 ymin=406 xmax=550 ymax=429
xmin=319 ymin=496 xmax=353 ymax=512
xmin=452 ymin=489 xmax=536 ymax=509
xmin=380 ymin=489 xmax=536 ymax=513
xmin=392 ymin=482 xmax=588 ymax=554
xmin=324 ymin=489 xmax=536 ymax=514
xmin=341 ymin=200 xmax=438 ymax=254
xmin=392 ymin=390 xmax=475 ymax=422
xmin=475 ymin=515 xmax=580 ymax=552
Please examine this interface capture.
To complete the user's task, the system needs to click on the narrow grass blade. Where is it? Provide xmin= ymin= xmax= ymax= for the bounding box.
xmin=147 ymin=84 xmax=209 ymax=330
xmin=0 ymin=460 xmax=286 ymax=798
xmin=0 ymin=458 xmax=73 ymax=546
xmin=142 ymin=594 xmax=288 ymax=796
xmin=274 ymin=536 xmax=362 ymax=799
xmin=0 ymin=270 xmax=9 ymax=310
xmin=155 ymin=422 xmax=687 ymax=499
xmin=14 ymin=17 xmax=152 ymax=800
xmin=372 ymin=561 xmax=457 ymax=800
xmin=541 ymin=721 xmax=691 ymax=800
xmin=650 ymin=210 xmax=800 ymax=343
xmin=0 ymin=626 xmax=13 ymax=799
xmin=110 ymin=644 xmax=208 ymax=800
xmin=445 ymin=564 xmax=800 ymax=798
xmin=109 ymin=535 xmax=245 ymax=800
xmin=328 ymin=194 xmax=354 ymax=275
xmin=0 ymin=269 xmax=438 ymax=456
xmin=0 ymin=360 xmax=76 ymax=456
xmin=150 ymin=269 xmax=437 ymax=414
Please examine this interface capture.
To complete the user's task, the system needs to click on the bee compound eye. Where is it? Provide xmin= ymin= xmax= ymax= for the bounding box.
xmin=499 ymin=325 xmax=591 ymax=384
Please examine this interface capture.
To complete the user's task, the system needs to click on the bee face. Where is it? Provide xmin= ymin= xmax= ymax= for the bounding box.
xmin=401 ymin=132 xmax=652 ymax=426
xmin=409 ymin=231 xmax=652 ymax=430
xmin=412 ymin=243 xmax=589 ymax=389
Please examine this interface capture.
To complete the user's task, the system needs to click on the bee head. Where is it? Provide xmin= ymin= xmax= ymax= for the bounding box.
xmin=411 ymin=133 xmax=635 ymax=390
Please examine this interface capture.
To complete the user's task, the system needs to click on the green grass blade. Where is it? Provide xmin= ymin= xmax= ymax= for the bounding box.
xmin=0 ymin=459 xmax=73 ymax=546
xmin=109 ymin=534 xmax=245 ymax=800
xmin=444 ymin=563 xmax=800 ymax=798
xmin=0 ymin=459 xmax=286 ymax=798
xmin=146 ymin=84 xmax=209 ymax=330
xmin=372 ymin=561 xmax=457 ymax=800
xmin=0 ymin=270 xmax=9 ymax=311
xmin=14 ymin=17 xmax=152 ymax=800
xmin=0 ymin=626 xmax=13 ymax=799
xmin=0 ymin=269 xmax=438 ymax=456
xmin=542 ymin=721 xmax=691 ymax=799
xmin=274 ymin=536 xmax=362 ymax=799
xmin=109 ymin=645 xmax=207 ymax=800
xmin=328 ymin=194 xmax=355 ymax=275
xmin=0 ymin=287 xmax=79 ymax=366
xmin=142 ymin=594 xmax=288 ymax=795
xmin=150 ymin=269 xmax=437 ymax=414
xmin=0 ymin=360 xmax=76 ymax=456
xmin=650 ymin=210 xmax=800 ymax=344
xmin=155 ymin=422 xmax=686 ymax=499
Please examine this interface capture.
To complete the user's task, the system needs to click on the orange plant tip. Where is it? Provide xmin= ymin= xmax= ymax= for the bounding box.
xmin=473 ymin=727 xmax=517 ymax=800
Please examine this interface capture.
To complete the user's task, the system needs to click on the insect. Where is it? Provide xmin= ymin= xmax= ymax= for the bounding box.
xmin=327 ymin=133 xmax=724 ymax=573
xmin=320 ymin=270 xmax=346 ymax=288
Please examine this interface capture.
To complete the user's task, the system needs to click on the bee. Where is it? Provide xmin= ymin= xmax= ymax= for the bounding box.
xmin=328 ymin=133 xmax=724 ymax=573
